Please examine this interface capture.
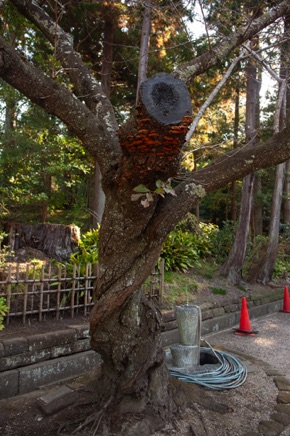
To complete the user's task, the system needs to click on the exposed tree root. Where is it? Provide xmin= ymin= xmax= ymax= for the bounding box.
xmin=57 ymin=394 xmax=113 ymax=436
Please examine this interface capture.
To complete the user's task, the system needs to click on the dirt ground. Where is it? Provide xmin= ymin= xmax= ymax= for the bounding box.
xmin=1 ymin=312 xmax=290 ymax=436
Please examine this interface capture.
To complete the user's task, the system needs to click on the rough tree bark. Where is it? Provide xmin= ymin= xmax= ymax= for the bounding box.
xmin=230 ymin=82 xmax=240 ymax=222
xmin=253 ymin=174 xmax=263 ymax=237
xmin=86 ymin=73 xmax=193 ymax=433
xmin=220 ymin=43 xmax=260 ymax=284
xmin=284 ymin=159 xmax=290 ymax=223
xmin=136 ymin=0 xmax=152 ymax=103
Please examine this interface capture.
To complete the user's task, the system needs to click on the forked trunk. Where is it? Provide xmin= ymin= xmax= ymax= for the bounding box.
xmin=88 ymin=73 xmax=193 ymax=433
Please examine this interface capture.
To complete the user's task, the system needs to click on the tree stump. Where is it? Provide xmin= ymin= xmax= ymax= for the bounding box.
xmin=119 ymin=73 xmax=192 ymax=187
xmin=6 ymin=223 xmax=80 ymax=261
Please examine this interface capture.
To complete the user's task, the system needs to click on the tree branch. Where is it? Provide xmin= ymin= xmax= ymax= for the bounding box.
xmin=243 ymin=44 xmax=283 ymax=84
xmin=0 ymin=35 xmax=120 ymax=175
xmin=185 ymin=44 xmax=249 ymax=142
xmin=152 ymin=126 xmax=290 ymax=237
xmin=175 ymin=0 xmax=290 ymax=82
xmin=136 ymin=0 xmax=152 ymax=103
xmin=10 ymin=0 xmax=118 ymax=133
xmin=274 ymin=79 xmax=287 ymax=132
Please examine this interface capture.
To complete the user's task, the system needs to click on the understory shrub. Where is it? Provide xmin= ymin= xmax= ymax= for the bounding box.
xmin=210 ymin=220 xmax=237 ymax=261
xmin=0 ymin=297 xmax=8 ymax=331
xmin=160 ymin=216 xmax=219 ymax=272
xmin=160 ymin=229 xmax=199 ymax=272
xmin=273 ymin=256 xmax=290 ymax=279
xmin=211 ymin=287 xmax=227 ymax=295
xmin=70 ymin=227 xmax=99 ymax=264
xmin=0 ymin=231 xmax=14 ymax=266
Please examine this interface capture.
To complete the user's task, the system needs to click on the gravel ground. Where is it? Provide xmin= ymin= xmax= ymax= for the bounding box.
xmin=154 ymin=311 xmax=290 ymax=436
xmin=207 ymin=311 xmax=290 ymax=382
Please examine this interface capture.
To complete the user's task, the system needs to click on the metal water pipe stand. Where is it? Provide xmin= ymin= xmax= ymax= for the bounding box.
xmin=170 ymin=304 xmax=201 ymax=367
xmin=165 ymin=304 xmax=248 ymax=389
xmin=167 ymin=304 xmax=219 ymax=372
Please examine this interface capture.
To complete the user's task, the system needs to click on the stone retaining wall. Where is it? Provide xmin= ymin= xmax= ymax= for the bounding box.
xmin=0 ymin=325 xmax=101 ymax=400
xmin=161 ymin=291 xmax=284 ymax=346
xmin=0 ymin=290 xmax=284 ymax=400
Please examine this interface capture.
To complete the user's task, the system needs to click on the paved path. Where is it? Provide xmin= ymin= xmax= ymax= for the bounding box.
xmin=203 ymin=311 xmax=290 ymax=435
xmin=206 ymin=311 xmax=290 ymax=381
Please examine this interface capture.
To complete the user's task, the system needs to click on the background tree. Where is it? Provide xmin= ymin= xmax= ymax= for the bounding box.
xmin=220 ymin=37 xmax=261 ymax=284
xmin=249 ymin=14 xmax=290 ymax=283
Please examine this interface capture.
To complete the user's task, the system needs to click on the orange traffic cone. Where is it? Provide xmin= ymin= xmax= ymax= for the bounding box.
xmin=234 ymin=297 xmax=258 ymax=336
xmin=280 ymin=286 xmax=290 ymax=313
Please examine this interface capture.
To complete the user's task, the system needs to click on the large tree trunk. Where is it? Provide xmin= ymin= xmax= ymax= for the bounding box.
xmin=250 ymin=15 xmax=289 ymax=284
xmin=250 ymin=163 xmax=286 ymax=283
xmin=284 ymin=159 xmax=290 ymax=224
xmin=89 ymin=192 xmax=174 ymax=434
xmin=88 ymin=74 xmax=192 ymax=433
xmin=220 ymin=173 xmax=255 ymax=284
xmin=230 ymin=81 xmax=240 ymax=221
xmin=253 ymin=174 xmax=263 ymax=237
xmin=4 ymin=4 xmax=290 ymax=434
xmin=220 ymin=44 xmax=260 ymax=284
xmin=90 ymin=289 xmax=173 ymax=434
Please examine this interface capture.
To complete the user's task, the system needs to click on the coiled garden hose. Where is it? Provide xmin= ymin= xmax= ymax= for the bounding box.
xmin=169 ymin=341 xmax=248 ymax=390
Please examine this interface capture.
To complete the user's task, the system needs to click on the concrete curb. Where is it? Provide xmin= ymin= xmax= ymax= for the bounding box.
xmin=0 ymin=293 xmax=284 ymax=400
xmin=161 ymin=297 xmax=283 ymax=347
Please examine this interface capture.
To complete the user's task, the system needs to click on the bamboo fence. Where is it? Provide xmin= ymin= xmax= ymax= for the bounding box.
xmin=0 ymin=260 xmax=164 ymax=325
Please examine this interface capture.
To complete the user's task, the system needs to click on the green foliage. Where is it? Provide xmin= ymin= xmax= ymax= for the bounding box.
xmin=211 ymin=287 xmax=227 ymax=295
xmin=273 ymin=256 xmax=290 ymax=279
xmin=0 ymin=232 xmax=13 ymax=266
xmin=161 ymin=229 xmax=199 ymax=272
xmin=52 ymin=228 xmax=99 ymax=305
xmin=191 ymin=260 xmax=218 ymax=279
xmin=0 ymin=297 xmax=8 ymax=331
xmin=193 ymin=221 xmax=219 ymax=257
xmin=210 ymin=220 xmax=237 ymax=262
xmin=160 ymin=217 xmax=219 ymax=272
xmin=177 ymin=215 xmax=219 ymax=257
xmin=27 ymin=260 xmax=44 ymax=280
xmin=0 ymin=97 xmax=92 ymax=224
xmin=131 ymin=179 xmax=176 ymax=208
xmin=236 ymin=284 xmax=247 ymax=293
xmin=176 ymin=213 xmax=199 ymax=233
xmin=70 ymin=227 xmax=99 ymax=265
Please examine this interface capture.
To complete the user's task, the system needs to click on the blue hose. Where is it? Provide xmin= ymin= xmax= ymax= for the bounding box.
xmin=169 ymin=344 xmax=248 ymax=390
